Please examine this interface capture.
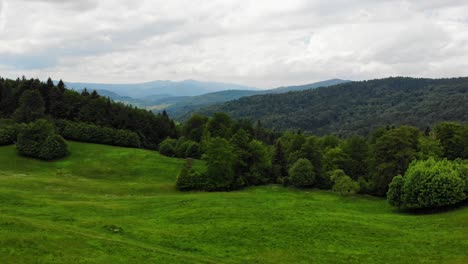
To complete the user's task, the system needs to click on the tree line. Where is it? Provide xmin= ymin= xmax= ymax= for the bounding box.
xmin=173 ymin=112 xmax=467 ymax=210
xmin=0 ymin=76 xmax=177 ymax=153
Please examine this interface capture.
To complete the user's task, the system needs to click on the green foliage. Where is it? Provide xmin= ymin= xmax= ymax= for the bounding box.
xmin=417 ymin=136 xmax=443 ymax=160
xmin=401 ymin=159 xmax=465 ymax=209
xmin=57 ymin=121 xmax=141 ymax=148
xmin=434 ymin=122 xmax=467 ymax=160
xmin=202 ymin=137 xmax=238 ymax=191
xmin=205 ymin=112 xmax=232 ymax=138
xmin=158 ymin=138 xmax=177 ymax=157
xmin=13 ymin=90 xmax=46 ymax=123
xmin=288 ymin=158 xmax=315 ymax=187
xmin=0 ymin=125 xmax=18 ymax=146
xmin=199 ymin=77 xmax=468 ymax=136
xmin=330 ymin=169 xmax=360 ymax=196
xmin=341 ymin=135 xmax=369 ymax=180
xmin=176 ymin=159 xmax=206 ymax=191
xmin=371 ymin=126 xmax=420 ymax=196
xmin=387 ymin=175 xmax=404 ymax=208
xmin=16 ymin=119 xmax=68 ymax=160
xmin=272 ymin=140 xmax=288 ymax=182
xmin=182 ymin=114 xmax=208 ymax=142
xmin=245 ymin=140 xmax=272 ymax=185
xmin=184 ymin=141 xmax=201 ymax=159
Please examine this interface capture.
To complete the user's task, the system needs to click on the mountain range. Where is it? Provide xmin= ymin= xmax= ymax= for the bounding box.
xmin=63 ymin=79 xmax=257 ymax=98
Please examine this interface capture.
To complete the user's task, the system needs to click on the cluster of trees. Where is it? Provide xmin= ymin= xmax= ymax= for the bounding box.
xmin=174 ymin=113 xmax=277 ymax=191
xmin=199 ymin=77 xmax=468 ymax=136
xmin=174 ymin=113 xmax=467 ymax=209
xmin=0 ymin=76 xmax=177 ymax=150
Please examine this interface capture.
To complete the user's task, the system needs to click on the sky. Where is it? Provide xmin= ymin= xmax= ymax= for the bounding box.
xmin=0 ymin=0 xmax=468 ymax=88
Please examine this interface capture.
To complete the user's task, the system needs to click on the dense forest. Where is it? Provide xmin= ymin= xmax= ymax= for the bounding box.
xmin=197 ymin=77 xmax=468 ymax=136
xmin=0 ymin=76 xmax=177 ymax=150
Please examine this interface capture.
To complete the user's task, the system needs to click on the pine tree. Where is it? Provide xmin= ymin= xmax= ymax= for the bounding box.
xmin=13 ymin=90 xmax=46 ymax=123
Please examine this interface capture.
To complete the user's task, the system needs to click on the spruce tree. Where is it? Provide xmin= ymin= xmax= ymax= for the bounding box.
xmin=13 ymin=90 xmax=46 ymax=123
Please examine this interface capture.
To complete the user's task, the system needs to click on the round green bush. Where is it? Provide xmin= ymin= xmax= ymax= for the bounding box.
xmin=17 ymin=119 xmax=68 ymax=160
xmin=159 ymin=138 xmax=177 ymax=157
xmin=330 ymin=169 xmax=360 ymax=196
xmin=388 ymin=158 xmax=466 ymax=209
xmin=402 ymin=159 xmax=465 ymax=209
xmin=288 ymin=158 xmax=315 ymax=187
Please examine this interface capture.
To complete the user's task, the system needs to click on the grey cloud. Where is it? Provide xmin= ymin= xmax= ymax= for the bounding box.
xmin=18 ymin=0 xmax=98 ymax=11
xmin=1 ymin=0 xmax=468 ymax=87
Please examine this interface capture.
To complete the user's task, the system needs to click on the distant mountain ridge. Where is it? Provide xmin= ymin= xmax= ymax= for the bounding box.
xmin=84 ymin=78 xmax=350 ymax=119
xmin=62 ymin=79 xmax=258 ymax=98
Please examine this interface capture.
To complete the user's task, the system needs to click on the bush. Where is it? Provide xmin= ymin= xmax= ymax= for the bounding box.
xmin=57 ymin=121 xmax=140 ymax=148
xmin=288 ymin=158 xmax=315 ymax=187
xmin=159 ymin=138 xmax=177 ymax=157
xmin=330 ymin=169 xmax=360 ymax=196
xmin=387 ymin=175 xmax=404 ymax=208
xmin=38 ymin=134 xmax=68 ymax=160
xmin=387 ymin=159 xmax=466 ymax=209
xmin=0 ymin=126 xmax=18 ymax=146
xmin=176 ymin=159 xmax=207 ymax=191
xmin=17 ymin=119 xmax=68 ymax=160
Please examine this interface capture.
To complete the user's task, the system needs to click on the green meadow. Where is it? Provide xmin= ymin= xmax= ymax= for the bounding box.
xmin=0 ymin=142 xmax=467 ymax=263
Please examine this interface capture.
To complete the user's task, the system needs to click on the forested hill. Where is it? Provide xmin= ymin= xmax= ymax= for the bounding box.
xmin=197 ymin=77 xmax=468 ymax=136
xmin=0 ymin=77 xmax=177 ymax=149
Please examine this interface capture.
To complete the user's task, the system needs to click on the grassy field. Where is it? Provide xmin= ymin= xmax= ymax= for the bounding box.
xmin=0 ymin=142 xmax=467 ymax=263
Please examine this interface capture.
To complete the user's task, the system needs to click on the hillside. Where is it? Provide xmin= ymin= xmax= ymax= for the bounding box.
xmin=113 ymin=79 xmax=350 ymax=119
xmin=196 ymin=77 xmax=468 ymax=135
xmin=1 ymin=141 xmax=467 ymax=263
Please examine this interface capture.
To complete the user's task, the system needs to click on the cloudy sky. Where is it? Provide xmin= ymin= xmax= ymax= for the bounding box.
xmin=0 ymin=0 xmax=468 ymax=88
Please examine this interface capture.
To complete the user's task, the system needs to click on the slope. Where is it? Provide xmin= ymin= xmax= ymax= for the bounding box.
xmin=0 ymin=141 xmax=467 ymax=263
xmin=197 ymin=77 xmax=468 ymax=135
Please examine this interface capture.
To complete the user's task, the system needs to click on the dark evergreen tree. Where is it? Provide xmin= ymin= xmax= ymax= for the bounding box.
xmin=13 ymin=90 xmax=46 ymax=123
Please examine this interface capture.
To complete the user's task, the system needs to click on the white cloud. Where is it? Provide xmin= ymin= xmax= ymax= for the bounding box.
xmin=0 ymin=0 xmax=468 ymax=88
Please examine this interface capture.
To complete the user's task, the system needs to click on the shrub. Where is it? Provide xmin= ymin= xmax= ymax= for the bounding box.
xmin=0 ymin=126 xmax=17 ymax=146
xmin=402 ymin=159 xmax=465 ymax=209
xmin=288 ymin=158 xmax=315 ymax=187
xmin=176 ymin=159 xmax=207 ymax=191
xmin=38 ymin=135 xmax=68 ymax=160
xmin=17 ymin=119 xmax=68 ymax=160
xmin=330 ymin=169 xmax=360 ymax=196
xmin=387 ymin=175 xmax=404 ymax=208
xmin=159 ymin=138 xmax=177 ymax=157
xmin=387 ymin=159 xmax=466 ymax=209
xmin=57 ymin=121 xmax=140 ymax=148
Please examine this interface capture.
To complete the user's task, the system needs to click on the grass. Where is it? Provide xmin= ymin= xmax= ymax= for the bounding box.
xmin=0 ymin=141 xmax=467 ymax=263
